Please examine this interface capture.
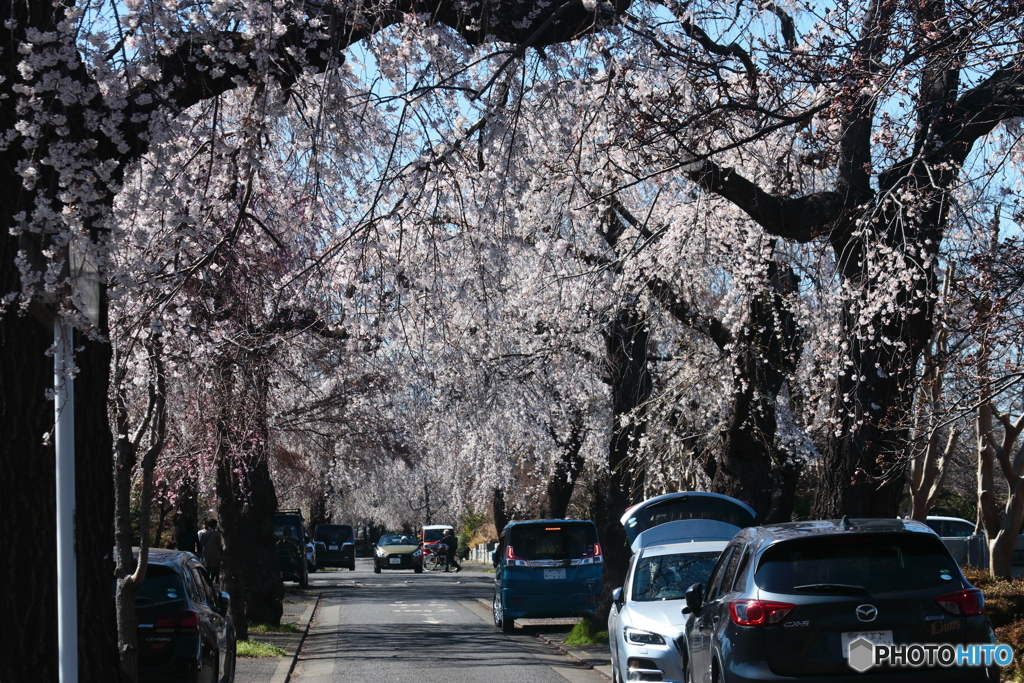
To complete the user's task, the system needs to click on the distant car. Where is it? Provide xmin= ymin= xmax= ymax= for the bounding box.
xmin=304 ymin=535 xmax=318 ymax=573
xmin=373 ymin=533 xmax=423 ymax=573
xmin=134 ymin=548 xmax=236 ymax=683
xmin=682 ymin=518 xmax=997 ymax=683
xmin=313 ymin=524 xmax=356 ymax=570
xmin=273 ymin=510 xmax=308 ymax=587
xmin=926 ymin=515 xmax=978 ymax=538
xmin=609 ymin=492 xmax=755 ymax=683
xmin=491 ymin=519 xmax=603 ymax=633
xmin=421 ymin=524 xmax=454 ymax=565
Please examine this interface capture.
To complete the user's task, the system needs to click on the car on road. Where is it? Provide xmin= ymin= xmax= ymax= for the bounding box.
xmin=925 ymin=515 xmax=978 ymax=538
xmin=373 ymin=533 xmax=424 ymax=573
xmin=609 ymin=492 xmax=755 ymax=683
xmin=274 ymin=510 xmax=309 ymax=587
xmin=682 ymin=518 xmax=998 ymax=683
xmin=135 ymin=548 xmax=236 ymax=683
xmin=421 ymin=524 xmax=454 ymax=566
xmin=492 ymin=519 xmax=603 ymax=633
xmin=314 ymin=524 xmax=356 ymax=570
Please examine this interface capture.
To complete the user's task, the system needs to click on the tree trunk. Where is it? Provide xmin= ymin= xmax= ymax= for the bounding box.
xmin=593 ymin=308 xmax=651 ymax=622
xmin=546 ymin=414 xmax=585 ymax=519
xmin=493 ymin=487 xmax=510 ymax=536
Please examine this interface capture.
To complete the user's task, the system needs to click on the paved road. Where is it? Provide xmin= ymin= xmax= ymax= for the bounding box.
xmin=291 ymin=558 xmax=603 ymax=683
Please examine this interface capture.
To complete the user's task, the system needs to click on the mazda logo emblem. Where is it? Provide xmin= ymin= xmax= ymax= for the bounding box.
xmin=856 ymin=605 xmax=878 ymax=622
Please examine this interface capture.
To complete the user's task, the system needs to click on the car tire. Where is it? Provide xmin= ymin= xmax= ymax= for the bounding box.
xmin=307 ymin=562 xmax=316 ymax=573
xmin=299 ymin=567 xmax=309 ymax=588
xmin=493 ymin=592 xmax=514 ymax=633
xmin=414 ymin=565 xmax=423 ymax=573
xmin=373 ymin=562 xmax=381 ymax=574
xmin=348 ymin=564 xmax=355 ymax=571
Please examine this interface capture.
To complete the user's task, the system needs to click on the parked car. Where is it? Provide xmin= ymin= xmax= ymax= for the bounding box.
xmin=304 ymin=534 xmax=318 ymax=573
xmin=273 ymin=509 xmax=308 ymax=587
xmin=926 ymin=515 xmax=978 ymax=538
xmin=373 ymin=533 xmax=423 ymax=573
xmin=313 ymin=524 xmax=356 ymax=570
xmin=134 ymin=548 xmax=236 ymax=683
xmin=609 ymin=492 xmax=755 ymax=683
xmin=682 ymin=518 xmax=998 ymax=683
xmin=492 ymin=519 xmax=603 ymax=633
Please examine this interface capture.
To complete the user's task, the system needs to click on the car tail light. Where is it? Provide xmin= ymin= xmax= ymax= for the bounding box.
xmin=506 ymin=546 xmax=529 ymax=566
xmin=578 ymin=542 xmax=603 ymax=564
xmin=153 ymin=609 xmax=200 ymax=634
xmin=935 ymin=589 xmax=985 ymax=616
xmin=729 ymin=600 xmax=795 ymax=626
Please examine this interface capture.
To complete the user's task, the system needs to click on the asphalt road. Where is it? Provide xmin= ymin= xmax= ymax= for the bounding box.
xmin=290 ymin=558 xmax=603 ymax=683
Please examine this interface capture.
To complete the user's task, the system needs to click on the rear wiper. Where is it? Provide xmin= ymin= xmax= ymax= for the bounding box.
xmin=792 ymin=583 xmax=867 ymax=594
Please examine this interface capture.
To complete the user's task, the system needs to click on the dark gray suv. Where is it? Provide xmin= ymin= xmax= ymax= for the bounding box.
xmin=682 ymin=518 xmax=998 ymax=682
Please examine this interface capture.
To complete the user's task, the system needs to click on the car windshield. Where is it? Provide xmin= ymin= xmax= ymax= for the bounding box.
xmin=756 ymin=533 xmax=961 ymax=595
xmin=380 ymin=534 xmax=416 ymax=546
xmin=508 ymin=523 xmax=598 ymax=560
xmin=632 ymin=551 xmax=720 ymax=601
xmin=137 ymin=565 xmax=185 ymax=605
xmin=423 ymin=528 xmax=448 ymax=543
xmin=315 ymin=526 xmax=352 ymax=543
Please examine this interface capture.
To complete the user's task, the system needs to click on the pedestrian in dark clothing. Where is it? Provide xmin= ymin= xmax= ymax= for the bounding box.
xmin=442 ymin=529 xmax=461 ymax=572
xmin=197 ymin=518 xmax=223 ymax=584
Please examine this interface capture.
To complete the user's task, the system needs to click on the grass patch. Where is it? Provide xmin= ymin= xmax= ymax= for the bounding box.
xmin=964 ymin=568 xmax=1024 ymax=681
xmin=563 ymin=618 xmax=609 ymax=647
xmin=237 ymin=640 xmax=287 ymax=658
xmin=249 ymin=622 xmax=301 ymax=634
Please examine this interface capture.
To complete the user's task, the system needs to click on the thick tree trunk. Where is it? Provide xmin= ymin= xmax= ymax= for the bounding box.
xmin=594 ymin=308 xmax=651 ymax=622
xmin=707 ymin=263 xmax=802 ymax=522
xmin=546 ymin=415 xmax=585 ymax=519
xmin=492 ymin=487 xmax=510 ymax=536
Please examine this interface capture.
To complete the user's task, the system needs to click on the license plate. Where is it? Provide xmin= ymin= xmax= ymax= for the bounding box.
xmin=543 ymin=568 xmax=566 ymax=580
xmin=389 ymin=557 xmax=402 ymax=564
xmin=329 ymin=545 xmax=338 ymax=550
xmin=842 ymin=630 xmax=893 ymax=657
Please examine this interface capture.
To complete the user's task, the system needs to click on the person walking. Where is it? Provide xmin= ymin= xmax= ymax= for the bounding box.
xmin=197 ymin=518 xmax=223 ymax=584
xmin=442 ymin=528 xmax=461 ymax=573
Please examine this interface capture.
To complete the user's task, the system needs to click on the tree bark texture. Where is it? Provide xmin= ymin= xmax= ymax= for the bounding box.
xmin=593 ymin=308 xmax=652 ymax=622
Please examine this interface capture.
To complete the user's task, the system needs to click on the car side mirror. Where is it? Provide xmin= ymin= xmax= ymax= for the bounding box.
xmin=612 ymin=587 xmax=623 ymax=604
xmin=683 ymin=583 xmax=704 ymax=616
xmin=217 ymin=591 xmax=231 ymax=615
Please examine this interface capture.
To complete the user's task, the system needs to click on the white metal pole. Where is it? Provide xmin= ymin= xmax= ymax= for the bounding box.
xmin=54 ymin=319 xmax=78 ymax=683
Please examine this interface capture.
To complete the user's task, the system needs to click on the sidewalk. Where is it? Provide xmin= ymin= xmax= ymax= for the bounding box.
xmin=235 ymin=587 xmax=319 ymax=683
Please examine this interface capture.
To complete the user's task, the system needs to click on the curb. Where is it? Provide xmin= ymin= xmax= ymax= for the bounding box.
xmin=271 ymin=592 xmax=320 ymax=683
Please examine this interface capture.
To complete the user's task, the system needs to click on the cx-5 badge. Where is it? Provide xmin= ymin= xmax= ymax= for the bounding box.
xmin=856 ymin=604 xmax=878 ymax=622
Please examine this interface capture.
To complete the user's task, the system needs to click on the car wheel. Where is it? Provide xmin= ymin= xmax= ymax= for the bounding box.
xmin=298 ymin=567 xmax=309 ymax=588
xmin=374 ymin=562 xmax=381 ymax=574
xmin=349 ymin=564 xmax=355 ymax=571
xmin=195 ymin=646 xmax=218 ymax=683
xmin=493 ymin=592 xmax=514 ymax=633
xmin=307 ymin=562 xmax=316 ymax=573
xmin=414 ymin=564 xmax=423 ymax=573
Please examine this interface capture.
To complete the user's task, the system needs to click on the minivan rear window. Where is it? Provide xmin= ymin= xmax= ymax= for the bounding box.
xmin=755 ymin=533 xmax=960 ymax=595
xmin=508 ymin=523 xmax=598 ymax=560
xmin=315 ymin=526 xmax=352 ymax=543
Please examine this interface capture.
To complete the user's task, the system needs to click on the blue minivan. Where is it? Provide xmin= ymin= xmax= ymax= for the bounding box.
xmin=492 ymin=519 xmax=603 ymax=632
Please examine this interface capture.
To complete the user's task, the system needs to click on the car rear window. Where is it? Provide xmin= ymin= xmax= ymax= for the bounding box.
xmin=633 ymin=551 xmax=719 ymax=602
xmin=315 ymin=526 xmax=352 ymax=543
xmin=275 ymin=521 xmax=303 ymax=541
xmin=137 ymin=565 xmax=185 ymax=605
xmin=508 ymin=523 xmax=598 ymax=560
xmin=423 ymin=528 xmax=447 ymax=543
xmin=755 ymin=533 xmax=960 ymax=595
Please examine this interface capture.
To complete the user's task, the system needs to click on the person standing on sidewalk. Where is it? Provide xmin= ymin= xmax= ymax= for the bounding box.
xmin=442 ymin=528 xmax=461 ymax=572
xmin=198 ymin=518 xmax=223 ymax=583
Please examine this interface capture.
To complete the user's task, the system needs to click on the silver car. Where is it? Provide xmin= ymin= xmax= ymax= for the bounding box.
xmin=609 ymin=492 xmax=757 ymax=683
xmin=609 ymin=540 xmax=724 ymax=682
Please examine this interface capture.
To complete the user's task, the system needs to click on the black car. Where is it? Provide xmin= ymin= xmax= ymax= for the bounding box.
xmin=136 ymin=549 xmax=236 ymax=683
xmin=274 ymin=510 xmax=309 ymax=587
xmin=314 ymin=524 xmax=356 ymax=570
xmin=682 ymin=518 xmax=998 ymax=683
